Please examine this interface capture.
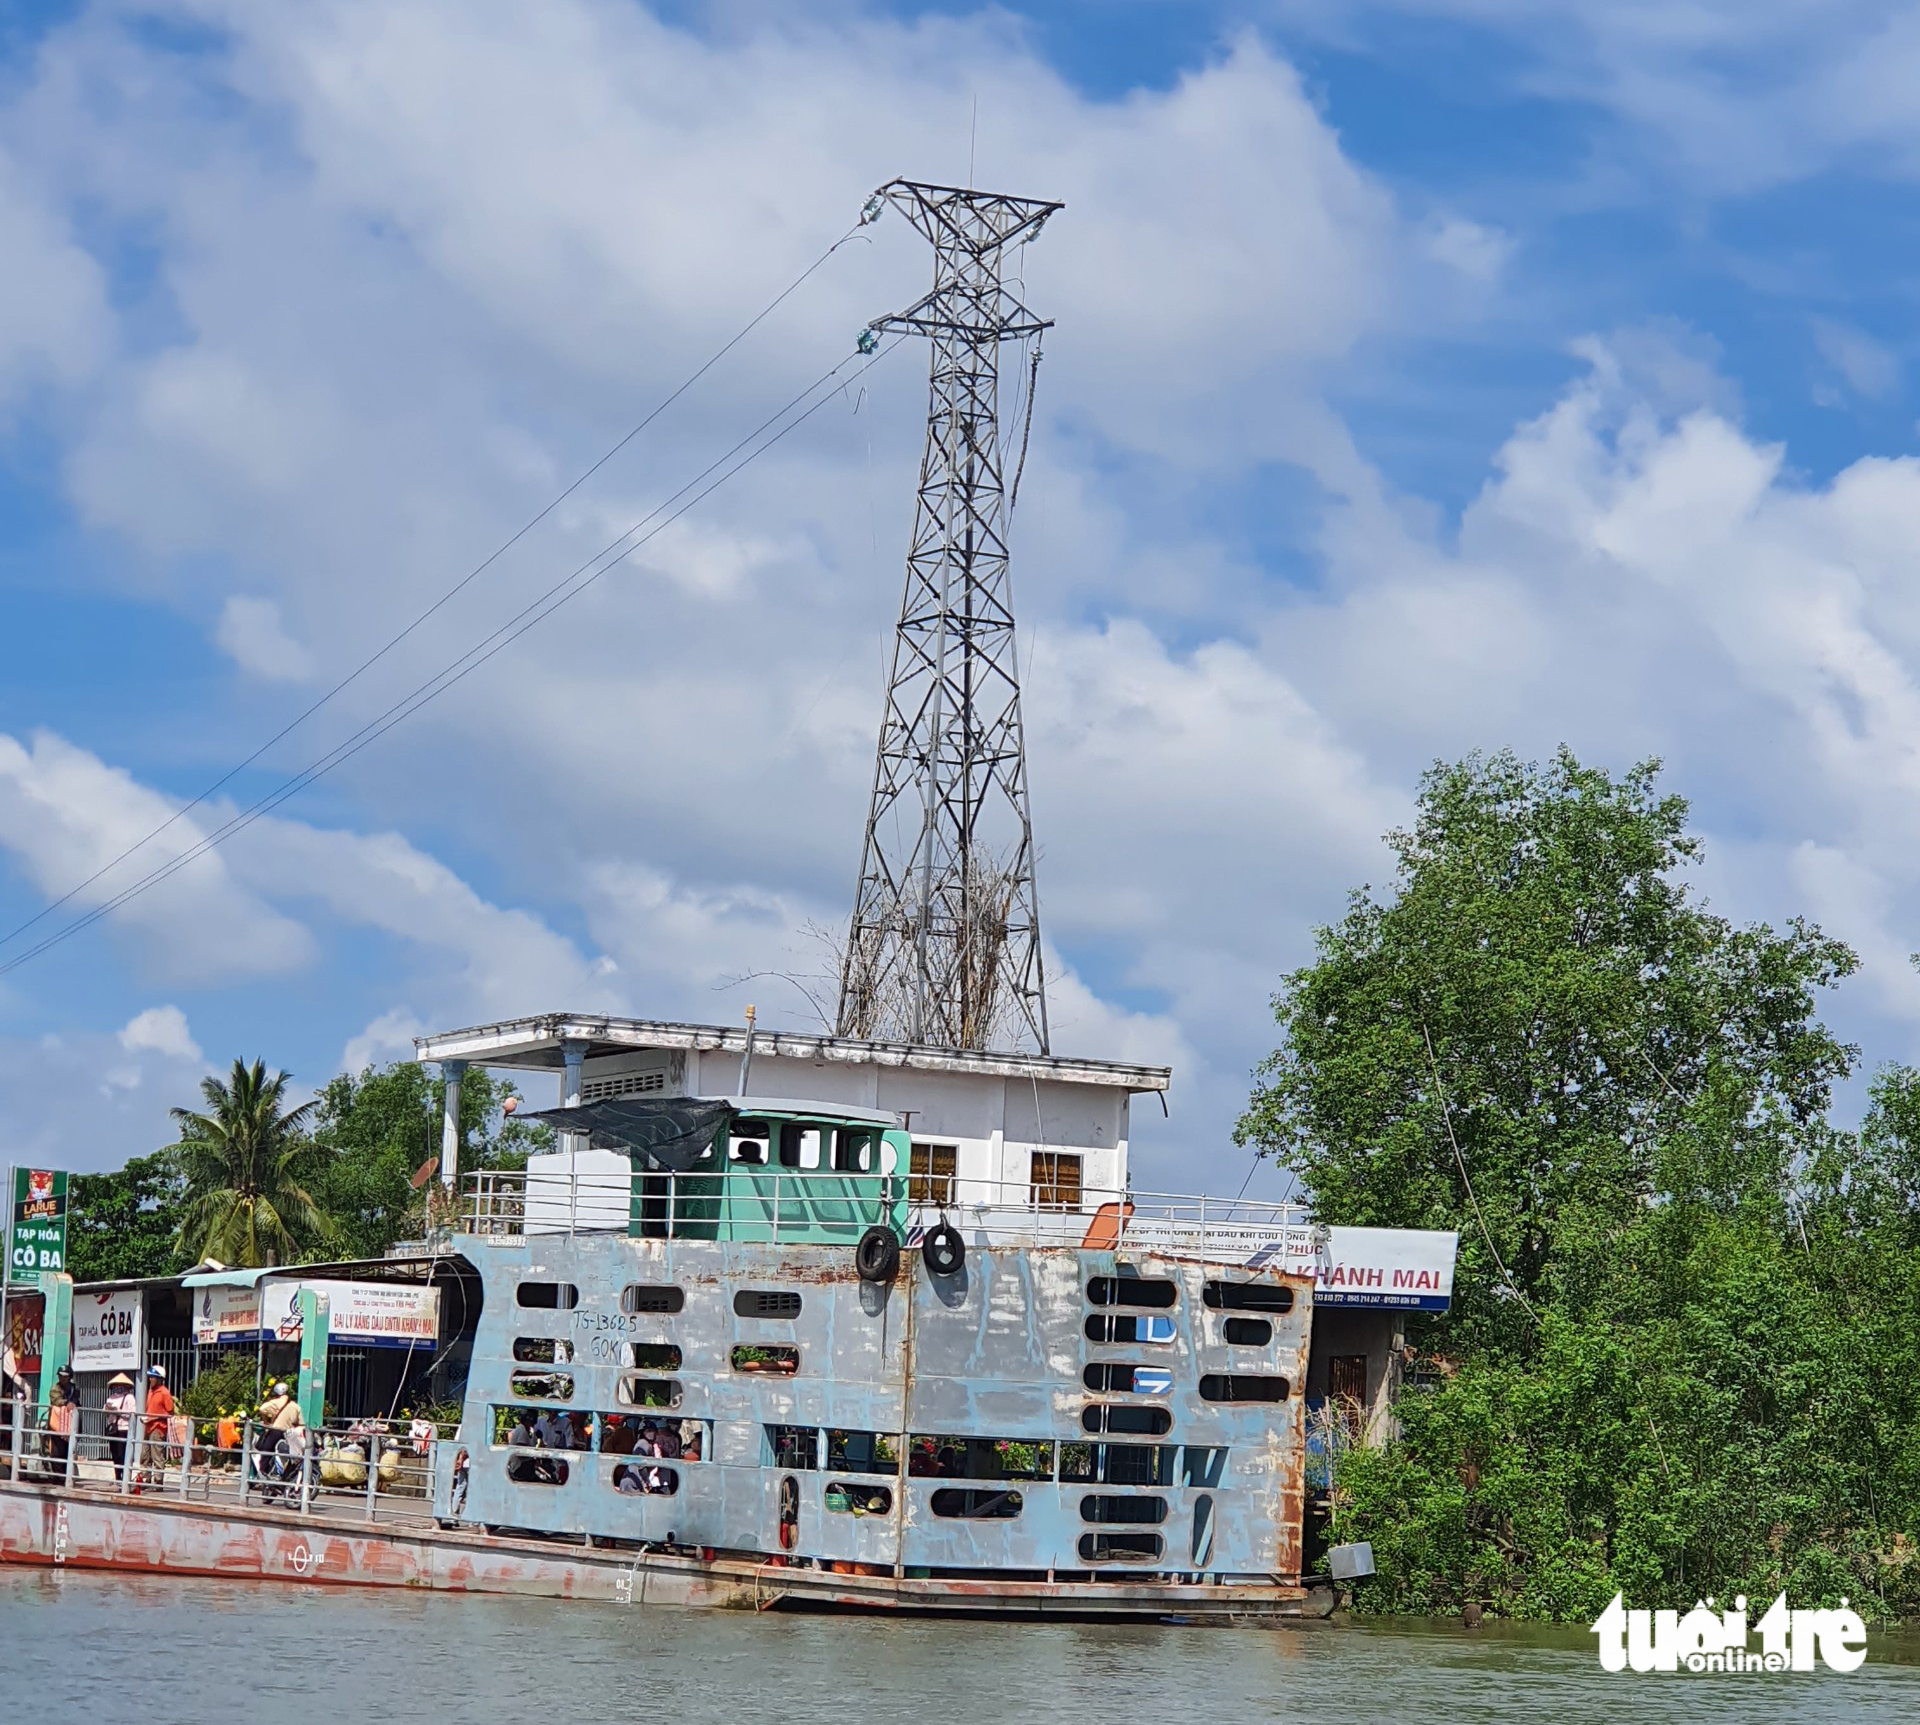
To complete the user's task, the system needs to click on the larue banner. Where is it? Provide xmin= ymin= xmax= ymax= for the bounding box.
xmin=8 ymin=1166 xmax=69 ymax=1286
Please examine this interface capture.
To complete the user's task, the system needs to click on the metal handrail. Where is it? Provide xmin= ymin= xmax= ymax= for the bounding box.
xmin=459 ymin=1166 xmax=1316 ymax=1265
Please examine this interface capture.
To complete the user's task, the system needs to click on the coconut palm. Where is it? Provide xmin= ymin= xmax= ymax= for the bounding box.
xmin=169 ymin=1059 xmax=332 ymax=1267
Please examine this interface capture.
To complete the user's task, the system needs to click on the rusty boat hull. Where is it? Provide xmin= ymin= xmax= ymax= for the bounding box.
xmin=0 ymin=1479 xmax=1330 ymax=1622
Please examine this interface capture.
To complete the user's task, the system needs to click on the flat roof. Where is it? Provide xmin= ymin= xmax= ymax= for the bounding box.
xmin=413 ymin=1013 xmax=1172 ymax=1092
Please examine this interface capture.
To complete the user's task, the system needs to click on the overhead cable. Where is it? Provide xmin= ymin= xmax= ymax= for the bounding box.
xmin=0 ymin=220 xmax=868 ymax=958
xmin=0 ymin=336 xmax=905 ymax=981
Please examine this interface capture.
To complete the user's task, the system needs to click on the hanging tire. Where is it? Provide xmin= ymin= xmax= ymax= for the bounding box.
xmin=856 ymin=1224 xmax=901 ymax=1284
xmin=923 ymin=1222 xmax=966 ymax=1278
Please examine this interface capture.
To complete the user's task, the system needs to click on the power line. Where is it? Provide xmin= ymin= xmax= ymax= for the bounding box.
xmin=0 ymin=335 xmax=905 ymax=981
xmin=0 ymin=220 xmax=868 ymax=958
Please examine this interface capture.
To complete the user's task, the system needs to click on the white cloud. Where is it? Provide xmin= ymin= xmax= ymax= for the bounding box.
xmin=216 ymin=595 xmax=314 ymax=681
xmin=1813 ymin=318 xmax=1901 ymax=404
xmin=118 ymin=1004 xmax=203 ymax=1064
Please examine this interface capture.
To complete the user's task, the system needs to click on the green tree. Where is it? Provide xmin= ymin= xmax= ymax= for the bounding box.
xmin=1237 ymin=747 xmax=1856 ymax=1342
xmin=168 ymin=1058 xmax=331 ymax=1267
xmin=66 ymin=1151 xmax=190 ymax=1282
xmin=307 ymin=1062 xmax=546 ymax=1260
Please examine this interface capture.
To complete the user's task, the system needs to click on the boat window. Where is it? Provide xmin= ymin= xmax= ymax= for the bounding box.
xmin=1082 ymin=1364 xmax=1174 ymax=1395
xmin=512 ymin=1337 xmax=573 ymax=1364
xmin=1222 ymin=1317 xmax=1273 ymax=1346
xmin=1081 ymin=1404 xmax=1173 ymax=1436
xmin=610 ymin=1461 xmax=678 ymax=1496
xmin=777 ymin=1123 xmax=824 ymax=1170
xmin=826 ymin=1429 xmax=901 ymax=1475
xmin=622 ymin=1343 xmax=682 ymax=1371
xmin=735 ymin=1289 xmax=802 ymax=1319
xmin=616 ymin=1376 xmax=684 ymax=1410
xmin=1181 ymin=1446 xmax=1228 ymax=1487
xmin=1060 ymin=1443 xmax=1177 ymax=1486
xmin=516 ymin=1281 xmax=578 ymax=1310
xmin=1080 ymin=1531 xmax=1162 ymax=1563
xmin=929 ymin=1487 xmax=1023 ymax=1520
xmin=1203 ymin=1279 xmax=1295 ymax=1314
xmin=909 ymin=1142 xmax=957 ymax=1206
xmin=490 ymin=1406 xmax=590 ymax=1448
xmin=832 ymin=1128 xmax=876 ymax=1173
xmin=1080 ymin=1494 xmax=1168 ymax=1525
xmin=732 ymin=1344 xmax=799 ymax=1375
xmin=825 ymin=1481 xmax=893 ymax=1515
xmin=1198 ymin=1374 xmax=1290 ymax=1404
xmin=731 ymin=1121 xmax=771 ymax=1164
xmin=1031 ymin=1150 xmax=1083 ymax=1210
xmin=907 ymin=1436 xmax=1054 ymax=1480
xmin=510 ymin=1370 xmax=574 ymax=1401
xmin=1087 ymin=1275 xmax=1177 ymax=1310
xmin=1084 ymin=1313 xmax=1176 ymax=1344
xmin=621 ymin=1285 xmax=685 ymax=1315
xmin=506 ymin=1453 xmax=568 ymax=1486
xmin=767 ymin=1425 xmax=820 ymax=1469
xmin=601 ymin=1414 xmax=706 ymax=1462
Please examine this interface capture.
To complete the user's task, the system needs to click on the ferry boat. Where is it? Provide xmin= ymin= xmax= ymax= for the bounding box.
xmin=400 ymin=1010 xmax=1456 ymax=1619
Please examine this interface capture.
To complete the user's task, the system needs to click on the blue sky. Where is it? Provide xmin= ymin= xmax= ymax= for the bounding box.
xmin=5 ymin=0 xmax=1920 ymax=1186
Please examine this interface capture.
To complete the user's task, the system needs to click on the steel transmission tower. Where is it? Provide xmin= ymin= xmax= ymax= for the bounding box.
xmin=836 ymin=179 xmax=1062 ymax=1053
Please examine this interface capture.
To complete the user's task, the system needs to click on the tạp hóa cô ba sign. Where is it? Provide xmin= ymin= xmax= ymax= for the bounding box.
xmin=9 ymin=1166 xmax=69 ymax=1286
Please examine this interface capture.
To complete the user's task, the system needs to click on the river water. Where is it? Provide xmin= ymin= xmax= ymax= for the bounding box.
xmin=7 ymin=1571 xmax=1920 ymax=1723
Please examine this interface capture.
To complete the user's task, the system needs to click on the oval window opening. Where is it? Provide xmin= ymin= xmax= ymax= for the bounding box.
xmin=1079 ymin=1531 xmax=1162 ymax=1564
xmin=1202 ymin=1280 xmax=1294 ymax=1314
xmin=1222 ymin=1317 xmax=1273 ymax=1346
xmin=1198 ymin=1374 xmax=1290 ymax=1404
xmin=621 ymin=1285 xmax=685 ymax=1315
xmin=825 ymin=1481 xmax=894 ymax=1515
xmin=735 ymin=1289 xmax=803 ymax=1319
xmin=506 ymin=1453 xmax=569 ymax=1486
xmin=512 ymin=1337 xmax=574 ymax=1364
xmin=1080 ymin=1494 xmax=1168 ymax=1525
xmin=516 ymin=1281 xmax=578 ymax=1311
xmin=611 ymin=1462 xmax=679 ymax=1496
xmin=732 ymin=1345 xmax=799 ymax=1375
xmin=510 ymin=1370 xmax=573 ymax=1401
xmin=929 ymin=1487 xmax=1024 ymax=1520
xmin=1081 ymin=1404 xmax=1173 ymax=1437
xmin=1087 ymin=1276 xmax=1177 ymax=1310
xmin=623 ymin=1343 xmax=682 ymax=1371
xmin=617 ymin=1376 xmax=685 ymax=1409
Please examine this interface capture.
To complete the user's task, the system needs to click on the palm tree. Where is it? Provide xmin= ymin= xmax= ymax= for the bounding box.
xmin=169 ymin=1059 xmax=332 ymax=1267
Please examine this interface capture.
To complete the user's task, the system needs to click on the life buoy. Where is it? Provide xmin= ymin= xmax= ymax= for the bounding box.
xmin=856 ymin=1224 xmax=901 ymax=1284
xmin=923 ymin=1222 xmax=966 ymax=1277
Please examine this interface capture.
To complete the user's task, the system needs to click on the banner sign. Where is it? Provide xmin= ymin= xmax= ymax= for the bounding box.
xmin=9 ymin=1167 xmax=69 ymax=1286
xmin=1118 ymin=1216 xmax=1458 ymax=1311
xmin=72 ymin=1288 xmax=144 ymax=1371
xmin=2 ymin=1289 xmax=44 ymax=1381
xmin=1310 ymin=1227 xmax=1458 ymax=1312
xmin=195 ymin=1278 xmax=440 ymax=1349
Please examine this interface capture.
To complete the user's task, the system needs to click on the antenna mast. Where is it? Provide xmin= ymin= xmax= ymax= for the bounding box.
xmin=836 ymin=179 xmax=1061 ymax=1053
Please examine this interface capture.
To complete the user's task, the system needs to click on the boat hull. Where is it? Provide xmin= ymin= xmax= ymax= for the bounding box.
xmin=0 ymin=1482 xmax=1329 ymax=1622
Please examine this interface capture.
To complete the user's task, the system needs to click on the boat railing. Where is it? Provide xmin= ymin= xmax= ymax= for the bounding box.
xmin=0 ymin=1400 xmax=459 ymax=1531
xmin=460 ymin=1165 xmax=1317 ymax=1265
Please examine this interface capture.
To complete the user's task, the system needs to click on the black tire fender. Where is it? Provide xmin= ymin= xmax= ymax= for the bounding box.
xmin=856 ymin=1224 xmax=901 ymax=1284
xmin=923 ymin=1222 xmax=966 ymax=1278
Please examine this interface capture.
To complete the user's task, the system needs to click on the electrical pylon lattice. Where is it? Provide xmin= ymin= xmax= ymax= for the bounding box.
xmin=835 ymin=179 xmax=1061 ymax=1053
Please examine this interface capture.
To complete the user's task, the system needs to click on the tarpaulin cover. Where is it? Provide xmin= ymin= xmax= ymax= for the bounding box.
xmin=523 ymin=1097 xmax=732 ymax=1172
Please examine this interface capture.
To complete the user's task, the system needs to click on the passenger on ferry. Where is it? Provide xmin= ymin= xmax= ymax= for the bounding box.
xmin=602 ymin=1415 xmax=637 ymax=1454
xmin=613 ymin=1462 xmax=645 ymax=1494
xmin=533 ymin=1408 xmax=571 ymax=1450
xmin=103 ymin=1373 xmax=135 ymax=1477
xmin=677 ymin=1422 xmax=703 ymax=1461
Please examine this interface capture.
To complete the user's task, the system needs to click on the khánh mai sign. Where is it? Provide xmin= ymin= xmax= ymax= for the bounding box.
xmin=8 ymin=1167 xmax=68 ymax=1287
